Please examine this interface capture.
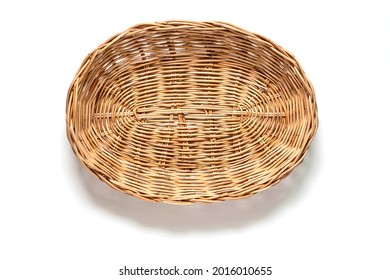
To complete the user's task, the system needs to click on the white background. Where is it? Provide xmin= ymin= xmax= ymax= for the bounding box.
xmin=1 ymin=0 xmax=389 ymax=279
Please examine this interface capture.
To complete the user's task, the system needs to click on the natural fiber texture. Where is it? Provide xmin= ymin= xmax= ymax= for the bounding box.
xmin=66 ymin=21 xmax=318 ymax=204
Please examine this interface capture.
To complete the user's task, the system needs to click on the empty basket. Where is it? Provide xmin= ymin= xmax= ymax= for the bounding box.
xmin=66 ymin=21 xmax=318 ymax=204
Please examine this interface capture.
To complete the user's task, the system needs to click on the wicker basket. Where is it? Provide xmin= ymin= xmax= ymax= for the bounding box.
xmin=66 ymin=21 xmax=318 ymax=204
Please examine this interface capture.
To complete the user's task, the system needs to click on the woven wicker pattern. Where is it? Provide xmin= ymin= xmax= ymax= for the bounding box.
xmin=66 ymin=21 xmax=318 ymax=204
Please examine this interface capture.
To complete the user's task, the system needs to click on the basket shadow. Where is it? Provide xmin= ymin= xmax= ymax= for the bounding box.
xmin=65 ymin=134 xmax=320 ymax=233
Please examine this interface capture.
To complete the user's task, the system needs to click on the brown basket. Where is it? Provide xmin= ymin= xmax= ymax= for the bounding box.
xmin=66 ymin=21 xmax=318 ymax=204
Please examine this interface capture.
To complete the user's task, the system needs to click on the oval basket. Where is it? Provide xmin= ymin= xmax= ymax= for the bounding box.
xmin=66 ymin=21 xmax=318 ymax=204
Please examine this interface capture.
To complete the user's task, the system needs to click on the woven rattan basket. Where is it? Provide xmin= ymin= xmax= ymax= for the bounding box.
xmin=66 ymin=21 xmax=318 ymax=204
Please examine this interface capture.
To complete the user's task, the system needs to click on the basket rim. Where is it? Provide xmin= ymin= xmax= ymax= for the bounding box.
xmin=66 ymin=20 xmax=318 ymax=204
